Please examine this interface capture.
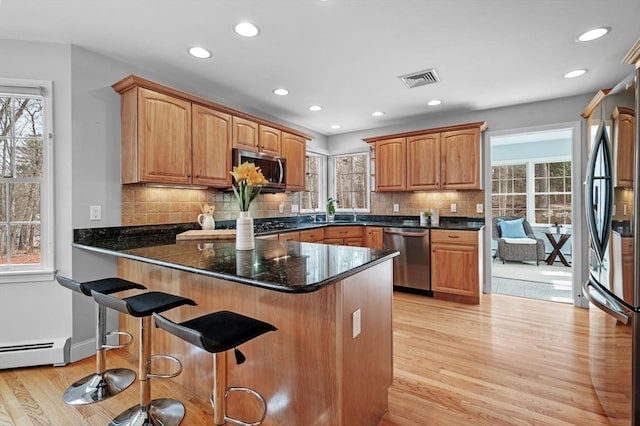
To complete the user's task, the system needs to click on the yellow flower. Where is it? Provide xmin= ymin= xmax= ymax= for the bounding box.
xmin=230 ymin=162 xmax=269 ymax=211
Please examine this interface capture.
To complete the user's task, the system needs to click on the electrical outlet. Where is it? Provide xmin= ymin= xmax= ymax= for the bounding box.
xmin=393 ymin=204 xmax=399 ymax=212
xmin=89 ymin=205 xmax=102 ymax=221
xmin=476 ymin=204 xmax=483 ymax=213
xmin=291 ymin=204 xmax=299 ymax=213
xmin=279 ymin=203 xmax=284 ymax=213
xmin=450 ymin=203 xmax=457 ymax=213
xmin=352 ymin=309 xmax=361 ymax=338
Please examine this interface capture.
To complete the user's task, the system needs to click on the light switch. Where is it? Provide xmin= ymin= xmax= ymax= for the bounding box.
xmin=450 ymin=203 xmax=457 ymax=213
xmin=90 ymin=205 xmax=102 ymax=221
xmin=352 ymin=309 xmax=361 ymax=338
xmin=476 ymin=204 xmax=483 ymax=213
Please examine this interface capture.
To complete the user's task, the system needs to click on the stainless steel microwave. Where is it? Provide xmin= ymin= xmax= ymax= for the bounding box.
xmin=232 ymin=149 xmax=286 ymax=192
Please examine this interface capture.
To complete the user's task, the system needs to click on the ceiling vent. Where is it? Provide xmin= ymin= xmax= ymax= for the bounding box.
xmin=399 ymin=68 xmax=440 ymax=89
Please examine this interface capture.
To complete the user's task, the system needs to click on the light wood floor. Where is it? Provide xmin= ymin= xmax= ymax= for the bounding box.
xmin=0 ymin=293 xmax=610 ymax=425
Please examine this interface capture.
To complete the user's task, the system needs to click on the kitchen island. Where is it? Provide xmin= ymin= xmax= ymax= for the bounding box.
xmin=74 ymin=231 xmax=397 ymax=425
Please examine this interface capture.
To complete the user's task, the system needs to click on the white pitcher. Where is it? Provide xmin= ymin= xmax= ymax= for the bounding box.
xmin=197 ymin=214 xmax=215 ymax=230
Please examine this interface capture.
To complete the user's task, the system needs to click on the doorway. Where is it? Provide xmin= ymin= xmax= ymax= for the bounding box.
xmin=484 ymin=123 xmax=584 ymax=305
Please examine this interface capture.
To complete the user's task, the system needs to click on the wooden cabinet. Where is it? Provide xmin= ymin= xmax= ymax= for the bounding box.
xmin=300 ymin=228 xmax=325 ymax=242
xmin=120 ymin=87 xmax=192 ymax=185
xmin=430 ymin=229 xmax=482 ymax=304
xmin=324 ymin=226 xmax=364 ymax=246
xmin=259 ymin=124 xmax=281 ymax=156
xmin=441 ymin=127 xmax=482 ymax=189
xmin=364 ymin=227 xmax=384 ymax=249
xmin=612 ymin=107 xmax=636 ymax=188
xmin=278 ymin=231 xmax=300 ymax=242
xmin=281 ymin=132 xmax=307 ymax=191
xmin=407 ymin=133 xmax=440 ymax=190
xmin=192 ymin=105 xmax=232 ymax=187
xmin=365 ymin=122 xmax=486 ymax=192
xmin=376 ymin=137 xmax=406 ymax=191
xmin=232 ymin=116 xmax=259 ymax=151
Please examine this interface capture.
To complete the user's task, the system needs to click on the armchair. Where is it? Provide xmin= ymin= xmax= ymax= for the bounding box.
xmin=492 ymin=216 xmax=545 ymax=265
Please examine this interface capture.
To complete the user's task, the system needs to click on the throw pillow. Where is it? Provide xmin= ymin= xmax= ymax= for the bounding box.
xmin=499 ymin=218 xmax=527 ymax=238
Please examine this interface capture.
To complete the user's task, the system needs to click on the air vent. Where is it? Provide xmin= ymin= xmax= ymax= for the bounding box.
xmin=399 ymin=68 xmax=440 ymax=89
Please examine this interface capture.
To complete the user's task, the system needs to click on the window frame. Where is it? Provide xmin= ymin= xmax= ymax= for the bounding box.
xmin=329 ymin=151 xmax=371 ymax=213
xmin=300 ymin=150 xmax=327 ymax=213
xmin=0 ymin=78 xmax=54 ymax=282
xmin=491 ymin=162 xmax=528 ymax=218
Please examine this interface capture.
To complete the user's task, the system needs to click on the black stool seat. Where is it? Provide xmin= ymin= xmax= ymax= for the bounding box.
xmin=92 ymin=291 xmax=197 ymax=317
xmin=154 ymin=310 xmax=277 ymax=354
xmin=57 ymin=276 xmax=146 ymax=296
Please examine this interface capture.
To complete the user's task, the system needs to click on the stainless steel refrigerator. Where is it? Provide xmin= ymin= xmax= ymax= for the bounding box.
xmin=583 ymin=47 xmax=639 ymax=425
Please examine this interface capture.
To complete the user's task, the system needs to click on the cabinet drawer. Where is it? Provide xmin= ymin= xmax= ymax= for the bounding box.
xmin=300 ymin=229 xmax=325 ymax=242
xmin=325 ymin=226 xmax=363 ymax=239
xmin=278 ymin=231 xmax=300 ymax=241
xmin=344 ymin=237 xmax=364 ymax=247
xmin=622 ymin=236 xmax=634 ymax=254
xmin=431 ymin=229 xmax=478 ymax=245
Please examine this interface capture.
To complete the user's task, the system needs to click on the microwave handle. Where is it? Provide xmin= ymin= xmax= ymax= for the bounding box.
xmin=277 ymin=158 xmax=284 ymax=184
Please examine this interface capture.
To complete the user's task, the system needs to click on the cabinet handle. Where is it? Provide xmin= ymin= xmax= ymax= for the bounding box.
xmin=448 ymin=235 xmax=460 ymax=239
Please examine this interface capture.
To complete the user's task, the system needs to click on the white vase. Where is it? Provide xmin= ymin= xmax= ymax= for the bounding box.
xmin=197 ymin=213 xmax=215 ymax=230
xmin=236 ymin=211 xmax=255 ymax=250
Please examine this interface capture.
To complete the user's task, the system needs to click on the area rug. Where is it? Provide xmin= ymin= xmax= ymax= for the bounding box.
xmin=491 ymin=259 xmax=572 ymax=286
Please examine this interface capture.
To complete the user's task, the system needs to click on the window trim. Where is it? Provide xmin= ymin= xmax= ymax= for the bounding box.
xmin=0 ymin=78 xmax=54 ymax=280
xmin=300 ymin=150 xmax=327 ymax=213
xmin=329 ymin=151 xmax=371 ymax=213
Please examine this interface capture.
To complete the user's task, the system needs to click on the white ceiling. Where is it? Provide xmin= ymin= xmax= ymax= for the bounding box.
xmin=0 ymin=0 xmax=638 ymax=136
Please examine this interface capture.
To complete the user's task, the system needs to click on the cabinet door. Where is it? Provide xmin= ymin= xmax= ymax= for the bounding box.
xmin=259 ymin=124 xmax=281 ymax=156
xmin=431 ymin=241 xmax=479 ymax=300
xmin=300 ymin=228 xmax=325 ymax=242
xmin=612 ymin=107 xmax=635 ymax=188
xmin=192 ymin=105 xmax=231 ymax=187
xmin=281 ymin=132 xmax=306 ymax=191
xmin=407 ymin=133 xmax=440 ymax=190
xmin=232 ymin=116 xmax=258 ymax=151
xmin=364 ymin=227 xmax=384 ymax=249
xmin=278 ymin=231 xmax=300 ymax=241
xmin=138 ymin=88 xmax=192 ymax=184
xmin=441 ymin=128 xmax=481 ymax=190
xmin=376 ymin=137 xmax=406 ymax=191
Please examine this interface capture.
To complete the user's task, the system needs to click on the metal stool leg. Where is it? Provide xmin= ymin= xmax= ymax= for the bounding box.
xmin=110 ymin=316 xmax=185 ymax=426
xmin=63 ymin=303 xmax=136 ymax=405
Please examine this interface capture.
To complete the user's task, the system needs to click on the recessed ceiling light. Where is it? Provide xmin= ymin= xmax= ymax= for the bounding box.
xmin=308 ymin=105 xmax=322 ymax=111
xmin=372 ymin=111 xmax=385 ymax=117
xmin=330 ymin=124 xmax=341 ymax=129
xmin=234 ymin=22 xmax=260 ymax=37
xmin=427 ymin=99 xmax=442 ymax=106
xmin=578 ymin=27 xmax=610 ymax=42
xmin=564 ymin=69 xmax=587 ymax=79
xmin=273 ymin=88 xmax=289 ymax=96
xmin=188 ymin=46 xmax=211 ymax=59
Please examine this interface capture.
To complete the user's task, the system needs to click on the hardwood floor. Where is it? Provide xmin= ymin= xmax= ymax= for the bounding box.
xmin=0 ymin=293 xmax=611 ymax=425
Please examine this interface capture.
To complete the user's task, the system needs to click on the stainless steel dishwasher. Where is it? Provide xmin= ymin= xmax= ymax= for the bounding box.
xmin=383 ymin=227 xmax=432 ymax=295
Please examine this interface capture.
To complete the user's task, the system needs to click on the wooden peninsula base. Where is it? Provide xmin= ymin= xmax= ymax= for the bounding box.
xmin=117 ymin=257 xmax=393 ymax=425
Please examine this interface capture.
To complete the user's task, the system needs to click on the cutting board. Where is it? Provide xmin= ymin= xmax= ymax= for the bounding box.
xmin=176 ymin=229 xmax=236 ymax=241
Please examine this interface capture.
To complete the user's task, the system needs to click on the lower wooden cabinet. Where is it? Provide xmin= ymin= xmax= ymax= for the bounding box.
xmin=430 ymin=229 xmax=482 ymax=304
xmin=324 ymin=226 xmax=364 ymax=246
xmin=278 ymin=231 xmax=300 ymax=242
xmin=300 ymin=228 xmax=325 ymax=242
xmin=364 ymin=227 xmax=384 ymax=249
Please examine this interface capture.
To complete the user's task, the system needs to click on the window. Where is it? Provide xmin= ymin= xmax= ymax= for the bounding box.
xmin=301 ymin=152 xmax=325 ymax=212
xmin=491 ymin=164 xmax=527 ymax=218
xmin=0 ymin=81 xmax=52 ymax=275
xmin=534 ymin=161 xmax=572 ymax=225
xmin=331 ymin=153 xmax=369 ymax=211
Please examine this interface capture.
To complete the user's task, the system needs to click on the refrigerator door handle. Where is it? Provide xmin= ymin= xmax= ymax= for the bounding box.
xmin=582 ymin=279 xmax=631 ymax=325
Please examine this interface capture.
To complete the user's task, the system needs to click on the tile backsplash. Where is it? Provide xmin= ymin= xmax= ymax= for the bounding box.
xmin=122 ymin=185 xmax=485 ymax=226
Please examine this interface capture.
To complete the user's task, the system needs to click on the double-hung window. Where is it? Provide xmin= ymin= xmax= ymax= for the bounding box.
xmin=301 ymin=152 xmax=326 ymax=212
xmin=331 ymin=152 xmax=370 ymax=211
xmin=0 ymin=80 xmax=53 ymax=278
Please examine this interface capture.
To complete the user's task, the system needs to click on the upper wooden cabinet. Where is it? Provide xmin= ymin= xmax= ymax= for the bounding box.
xmin=192 ymin=105 xmax=232 ymax=187
xmin=232 ymin=117 xmax=258 ymax=151
xmin=365 ymin=122 xmax=486 ymax=192
xmin=281 ymin=132 xmax=307 ymax=191
xmin=611 ymin=106 xmax=636 ymax=188
xmin=113 ymin=75 xmax=312 ymax=189
xmin=122 ymin=87 xmax=193 ymax=185
xmin=259 ymin=124 xmax=281 ymax=156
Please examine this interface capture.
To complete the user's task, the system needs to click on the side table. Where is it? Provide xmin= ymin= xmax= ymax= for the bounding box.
xmin=544 ymin=232 xmax=571 ymax=266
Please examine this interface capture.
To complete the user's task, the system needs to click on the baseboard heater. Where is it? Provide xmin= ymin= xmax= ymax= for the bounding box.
xmin=0 ymin=337 xmax=70 ymax=369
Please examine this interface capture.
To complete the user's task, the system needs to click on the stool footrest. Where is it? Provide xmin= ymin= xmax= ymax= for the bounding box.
xmin=103 ymin=330 xmax=134 ymax=350
xmin=147 ymin=354 xmax=183 ymax=379
xmin=211 ymin=386 xmax=267 ymax=426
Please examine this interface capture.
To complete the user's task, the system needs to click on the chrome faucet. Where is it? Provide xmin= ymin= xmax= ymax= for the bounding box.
xmin=352 ymin=208 xmax=357 ymax=222
xmin=311 ymin=208 xmax=317 ymax=223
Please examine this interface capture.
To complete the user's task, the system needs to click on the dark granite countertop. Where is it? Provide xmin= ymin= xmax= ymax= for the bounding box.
xmin=612 ymin=220 xmax=633 ymax=237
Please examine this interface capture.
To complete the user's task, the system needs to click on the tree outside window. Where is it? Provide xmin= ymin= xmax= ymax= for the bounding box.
xmin=534 ymin=161 xmax=572 ymax=225
xmin=333 ymin=153 xmax=369 ymax=210
xmin=301 ymin=153 xmax=323 ymax=211
xmin=0 ymin=96 xmax=43 ymax=266
xmin=491 ymin=164 xmax=527 ymax=218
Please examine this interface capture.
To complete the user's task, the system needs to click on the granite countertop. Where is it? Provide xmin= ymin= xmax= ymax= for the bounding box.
xmin=74 ymin=235 xmax=398 ymax=294
xmin=612 ymin=220 xmax=633 ymax=237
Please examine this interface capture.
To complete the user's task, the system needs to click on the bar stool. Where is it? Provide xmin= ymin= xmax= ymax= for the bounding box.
xmin=153 ymin=310 xmax=277 ymax=426
xmin=91 ymin=290 xmax=197 ymax=426
xmin=55 ymin=275 xmax=146 ymax=405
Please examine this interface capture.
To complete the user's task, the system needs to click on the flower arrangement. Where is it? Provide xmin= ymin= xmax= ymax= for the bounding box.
xmin=230 ymin=162 xmax=269 ymax=212
xmin=201 ymin=203 xmax=215 ymax=215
